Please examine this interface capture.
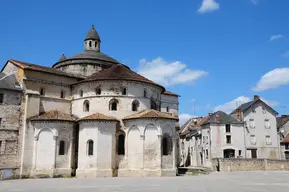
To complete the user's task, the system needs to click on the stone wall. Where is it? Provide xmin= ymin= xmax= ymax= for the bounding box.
xmin=212 ymin=158 xmax=289 ymax=172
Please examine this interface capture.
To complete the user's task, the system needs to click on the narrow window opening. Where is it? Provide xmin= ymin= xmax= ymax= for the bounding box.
xmin=151 ymin=99 xmax=157 ymax=110
xmin=40 ymin=88 xmax=45 ymax=96
xmin=226 ymin=124 xmax=231 ymax=133
xmin=166 ymin=106 xmax=169 ymax=112
xmin=122 ymin=87 xmax=127 ymax=95
xmin=132 ymin=100 xmax=139 ymax=112
xmin=162 ymin=137 xmax=168 ymax=155
xmin=144 ymin=89 xmax=147 ymax=98
xmin=0 ymin=93 xmax=3 ymax=104
xmin=96 ymin=87 xmax=101 ymax=95
xmin=80 ymin=90 xmax=83 ymax=97
xmin=118 ymin=134 xmax=125 ymax=155
xmin=60 ymin=90 xmax=65 ymax=99
xmin=88 ymin=140 xmax=94 ymax=156
xmin=59 ymin=141 xmax=65 ymax=155
xmin=83 ymin=100 xmax=90 ymax=112
xmin=89 ymin=41 xmax=92 ymax=47
xmin=109 ymin=99 xmax=118 ymax=111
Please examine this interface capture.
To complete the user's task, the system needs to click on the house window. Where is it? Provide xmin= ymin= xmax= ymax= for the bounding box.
xmin=109 ymin=99 xmax=118 ymax=111
xmin=83 ymin=100 xmax=90 ymax=112
xmin=238 ymin=150 xmax=242 ymax=157
xmin=226 ymin=135 xmax=231 ymax=144
xmin=206 ymin=149 xmax=209 ymax=159
xmin=132 ymin=100 xmax=139 ymax=112
xmin=118 ymin=134 xmax=125 ymax=155
xmin=224 ymin=149 xmax=235 ymax=158
xmin=60 ymin=90 xmax=65 ymax=99
xmin=265 ymin=119 xmax=270 ymax=129
xmin=122 ymin=87 xmax=127 ymax=95
xmin=95 ymin=87 xmax=101 ymax=95
xmin=166 ymin=106 xmax=169 ymax=112
xmin=249 ymin=119 xmax=255 ymax=128
xmin=80 ymin=90 xmax=83 ymax=97
xmin=285 ymin=144 xmax=289 ymax=150
xmin=87 ymin=140 xmax=94 ymax=156
xmin=226 ymin=124 xmax=231 ymax=133
xmin=251 ymin=149 xmax=257 ymax=158
xmin=144 ymin=89 xmax=147 ymax=98
xmin=40 ymin=88 xmax=45 ymax=96
xmin=59 ymin=141 xmax=65 ymax=155
xmin=285 ymin=152 xmax=289 ymax=160
xmin=250 ymin=135 xmax=256 ymax=145
xmin=266 ymin=135 xmax=272 ymax=145
xmin=0 ymin=93 xmax=3 ymax=104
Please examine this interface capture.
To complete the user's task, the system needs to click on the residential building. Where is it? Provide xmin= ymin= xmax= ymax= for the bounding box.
xmin=277 ymin=115 xmax=289 ymax=159
xmin=231 ymin=95 xmax=280 ymax=159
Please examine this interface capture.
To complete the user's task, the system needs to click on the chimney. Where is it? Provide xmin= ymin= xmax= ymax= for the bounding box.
xmin=254 ymin=95 xmax=260 ymax=101
xmin=236 ymin=108 xmax=243 ymax=121
xmin=282 ymin=115 xmax=288 ymax=124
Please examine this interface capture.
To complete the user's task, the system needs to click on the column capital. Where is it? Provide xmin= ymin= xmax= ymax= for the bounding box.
xmin=53 ymin=135 xmax=58 ymax=141
xmin=140 ymin=135 xmax=145 ymax=140
xmin=34 ymin=136 xmax=39 ymax=141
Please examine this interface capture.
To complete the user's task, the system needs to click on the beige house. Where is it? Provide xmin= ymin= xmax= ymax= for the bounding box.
xmin=0 ymin=26 xmax=179 ymax=179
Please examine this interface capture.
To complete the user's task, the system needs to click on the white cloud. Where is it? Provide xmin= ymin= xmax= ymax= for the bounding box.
xmin=251 ymin=0 xmax=258 ymax=5
xmin=198 ymin=0 xmax=220 ymax=14
xmin=137 ymin=57 xmax=207 ymax=86
xmin=269 ymin=34 xmax=284 ymax=42
xmin=214 ymin=96 xmax=279 ymax=114
xmin=214 ymin=96 xmax=251 ymax=114
xmin=253 ymin=68 xmax=289 ymax=91
xmin=179 ymin=113 xmax=194 ymax=126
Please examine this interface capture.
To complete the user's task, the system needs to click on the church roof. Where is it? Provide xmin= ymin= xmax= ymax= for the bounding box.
xmin=68 ymin=50 xmax=119 ymax=63
xmin=30 ymin=110 xmax=76 ymax=122
xmin=163 ymin=91 xmax=179 ymax=97
xmin=79 ymin=64 xmax=165 ymax=92
xmin=78 ymin=113 xmax=119 ymax=122
xmin=85 ymin=25 xmax=100 ymax=41
xmin=6 ymin=59 xmax=85 ymax=79
xmin=123 ymin=110 xmax=178 ymax=121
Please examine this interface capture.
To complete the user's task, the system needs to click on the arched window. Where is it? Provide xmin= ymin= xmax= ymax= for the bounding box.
xmin=132 ymin=100 xmax=140 ymax=112
xmin=87 ymin=140 xmax=94 ymax=156
xmin=60 ymin=90 xmax=65 ymax=99
xmin=40 ymin=88 xmax=45 ymax=96
xmin=109 ymin=99 xmax=118 ymax=111
xmin=151 ymin=98 xmax=157 ymax=110
xmin=95 ymin=87 xmax=101 ymax=95
xmin=59 ymin=140 xmax=65 ymax=155
xmin=80 ymin=90 xmax=83 ymax=97
xmin=83 ymin=100 xmax=90 ymax=112
xmin=144 ymin=89 xmax=147 ymax=98
xmin=89 ymin=41 xmax=92 ymax=47
xmin=162 ymin=137 xmax=168 ymax=156
xmin=118 ymin=134 xmax=125 ymax=155
xmin=122 ymin=87 xmax=127 ymax=95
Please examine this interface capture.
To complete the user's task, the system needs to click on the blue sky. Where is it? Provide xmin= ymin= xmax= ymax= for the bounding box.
xmin=0 ymin=0 xmax=288 ymax=125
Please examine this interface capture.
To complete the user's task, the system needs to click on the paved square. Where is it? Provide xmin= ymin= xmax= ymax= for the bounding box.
xmin=1 ymin=171 xmax=289 ymax=192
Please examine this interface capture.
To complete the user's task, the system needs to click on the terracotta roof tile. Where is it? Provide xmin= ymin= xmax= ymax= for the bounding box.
xmin=78 ymin=64 xmax=165 ymax=92
xmin=281 ymin=134 xmax=289 ymax=144
xmin=78 ymin=113 xmax=119 ymax=122
xmin=123 ymin=110 xmax=178 ymax=120
xmin=8 ymin=59 xmax=85 ymax=79
xmin=163 ymin=91 xmax=180 ymax=97
xmin=30 ymin=110 xmax=76 ymax=121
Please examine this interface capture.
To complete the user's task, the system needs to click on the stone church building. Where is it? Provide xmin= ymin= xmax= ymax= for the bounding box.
xmin=0 ymin=26 xmax=179 ymax=178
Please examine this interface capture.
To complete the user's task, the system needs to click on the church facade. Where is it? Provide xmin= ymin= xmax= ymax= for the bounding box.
xmin=0 ymin=26 xmax=179 ymax=178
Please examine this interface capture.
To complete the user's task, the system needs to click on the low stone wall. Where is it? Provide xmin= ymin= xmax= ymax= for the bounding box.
xmin=212 ymin=158 xmax=289 ymax=172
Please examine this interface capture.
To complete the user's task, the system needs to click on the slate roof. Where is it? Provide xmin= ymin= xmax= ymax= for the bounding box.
xmin=30 ymin=110 xmax=76 ymax=122
xmin=6 ymin=59 xmax=85 ymax=79
xmin=281 ymin=134 xmax=289 ymax=144
xmin=123 ymin=110 xmax=178 ymax=121
xmin=230 ymin=99 xmax=278 ymax=115
xmin=180 ymin=116 xmax=210 ymax=136
xmin=85 ymin=25 xmax=100 ymax=41
xmin=79 ymin=64 xmax=165 ymax=92
xmin=277 ymin=116 xmax=289 ymax=128
xmin=68 ymin=50 xmax=119 ymax=64
xmin=0 ymin=73 xmax=22 ymax=91
xmin=78 ymin=113 xmax=119 ymax=122
xmin=163 ymin=91 xmax=180 ymax=97
xmin=202 ymin=111 xmax=242 ymax=125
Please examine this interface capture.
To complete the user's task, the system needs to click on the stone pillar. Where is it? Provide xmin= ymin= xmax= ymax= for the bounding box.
xmin=140 ymin=135 xmax=145 ymax=169
xmin=172 ymin=136 xmax=176 ymax=168
xmin=32 ymin=136 xmax=38 ymax=169
xmin=53 ymin=136 xmax=58 ymax=169
xmin=158 ymin=135 xmax=162 ymax=169
xmin=68 ymin=139 xmax=73 ymax=169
